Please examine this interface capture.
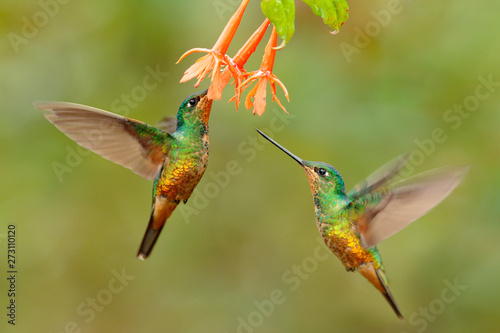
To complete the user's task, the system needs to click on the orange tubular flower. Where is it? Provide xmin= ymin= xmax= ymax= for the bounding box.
xmin=177 ymin=0 xmax=249 ymax=100
xmin=242 ymin=26 xmax=289 ymax=116
xmin=210 ymin=18 xmax=271 ymax=105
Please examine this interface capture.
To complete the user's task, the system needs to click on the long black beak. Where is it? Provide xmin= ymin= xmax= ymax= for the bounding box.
xmin=256 ymin=129 xmax=304 ymax=166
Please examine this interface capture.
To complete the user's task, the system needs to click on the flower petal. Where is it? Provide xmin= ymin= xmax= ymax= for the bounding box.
xmin=245 ymin=85 xmax=255 ymax=111
xmin=179 ymin=53 xmax=216 ymax=86
xmin=232 ymin=18 xmax=270 ymax=69
xmin=253 ymin=79 xmax=268 ymax=116
xmin=260 ymin=26 xmax=278 ymax=72
xmin=207 ymin=57 xmax=223 ymax=100
xmin=212 ymin=0 xmax=250 ymax=54
xmin=271 ymin=74 xmax=289 ymax=101
xmin=269 ymin=81 xmax=288 ymax=114
xmin=176 ymin=48 xmax=211 ymax=64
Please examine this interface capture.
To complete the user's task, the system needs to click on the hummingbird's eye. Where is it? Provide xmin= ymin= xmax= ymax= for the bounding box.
xmin=317 ymin=167 xmax=327 ymax=176
xmin=188 ymin=97 xmax=200 ymax=107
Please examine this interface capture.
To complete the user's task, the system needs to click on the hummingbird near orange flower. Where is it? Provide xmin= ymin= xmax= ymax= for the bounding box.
xmin=35 ymin=90 xmax=213 ymax=260
xmin=256 ymin=129 xmax=468 ymax=319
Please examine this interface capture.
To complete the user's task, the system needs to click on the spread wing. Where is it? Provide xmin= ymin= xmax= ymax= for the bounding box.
xmin=155 ymin=116 xmax=177 ymax=134
xmin=348 ymin=152 xmax=410 ymax=200
xmin=352 ymin=165 xmax=469 ymax=248
xmin=35 ymin=101 xmax=173 ymax=180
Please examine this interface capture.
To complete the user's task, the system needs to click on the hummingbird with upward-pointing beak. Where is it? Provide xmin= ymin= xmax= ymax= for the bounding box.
xmin=35 ymin=90 xmax=213 ymax=260
xmin=256 ymin=129 xmax=468 ymax=319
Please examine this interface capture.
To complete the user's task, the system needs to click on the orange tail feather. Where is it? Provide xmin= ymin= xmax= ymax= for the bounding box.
xmin=358 ymin=262 xmax=404 ymax=320
xmin=137 ymin=197 xmax=177 ymax=260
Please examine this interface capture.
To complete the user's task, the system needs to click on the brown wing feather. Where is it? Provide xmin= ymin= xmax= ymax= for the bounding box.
xmin=348 ymin=152 xmax=410 ymax=199
xmin=35 ymin=101 xmax=172 ymax=180
xmin=155 ymin=116 xmax=177 ymax=134
xmin=356 ymin=165 xmax=469 ymax=248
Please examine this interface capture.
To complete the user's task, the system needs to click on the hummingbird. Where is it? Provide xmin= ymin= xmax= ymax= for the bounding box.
xmin=256 ymin=129 xmax=468 ymax=319
xmin=35 ymin=90 xmax=213 ymax=260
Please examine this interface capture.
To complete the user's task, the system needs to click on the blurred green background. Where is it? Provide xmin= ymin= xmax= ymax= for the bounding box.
xmin=1 ymin=0 xmax=499 ymax=332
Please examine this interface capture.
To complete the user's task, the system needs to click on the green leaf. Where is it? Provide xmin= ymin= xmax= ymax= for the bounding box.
xmin=302 ymin=0 xmax=349 ymax=32
xmin=261 ymin=0 xmax=295 ymax=45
